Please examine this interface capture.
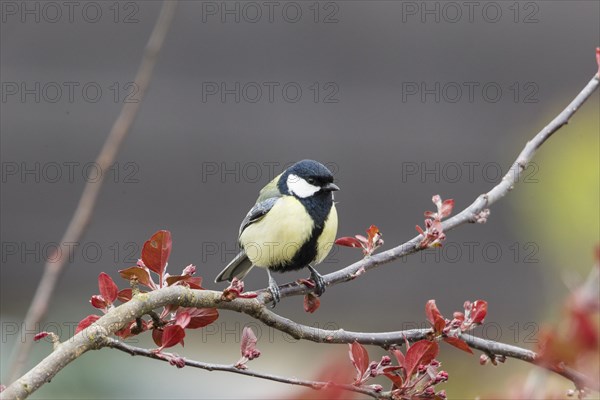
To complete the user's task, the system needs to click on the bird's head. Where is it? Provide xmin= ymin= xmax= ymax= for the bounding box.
xmin=279 ymin=159 xmax=340 ymax=199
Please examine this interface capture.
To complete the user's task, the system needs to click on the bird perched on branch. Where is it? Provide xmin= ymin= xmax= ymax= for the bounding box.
xmin=215 ymin=159 xmax=339 ymax=306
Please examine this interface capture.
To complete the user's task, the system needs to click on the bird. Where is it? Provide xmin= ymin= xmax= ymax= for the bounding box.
xmin=215 ymin=159 xmax=339 ymax=306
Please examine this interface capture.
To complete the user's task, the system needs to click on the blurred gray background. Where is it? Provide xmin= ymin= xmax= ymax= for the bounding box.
xmin=1 ymin=1 xmax=599 ymax=398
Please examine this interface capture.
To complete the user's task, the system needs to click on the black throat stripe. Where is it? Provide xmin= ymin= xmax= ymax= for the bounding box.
xmin=270 ymin=193 xmax=333 ymax=273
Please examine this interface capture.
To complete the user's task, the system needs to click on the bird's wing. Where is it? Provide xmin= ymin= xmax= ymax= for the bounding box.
xmin=238 ymin=196 xmax=280 ymax=237
xmin=256 ymin=173 xmax=282 ymax=203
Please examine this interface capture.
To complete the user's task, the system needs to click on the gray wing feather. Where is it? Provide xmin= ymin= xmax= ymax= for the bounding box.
xmin=238 ymin=197 xmax=279 ymax=236
xmin=214 ymin=250 xmax=254 ymax=282
xmin=215 ymin=197 xmax=280 ymax=283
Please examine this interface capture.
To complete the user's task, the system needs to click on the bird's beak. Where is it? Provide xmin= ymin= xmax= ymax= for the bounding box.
xmin=322 ymin=182 xmax=340 ymax=192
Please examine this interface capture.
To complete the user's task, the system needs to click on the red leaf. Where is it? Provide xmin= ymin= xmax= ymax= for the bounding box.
xmin=186 ymin=308 xmax=219 ymax=329
xmin=366 ymin=225 xmax=380 ymax=242
xmin=152 ymin=329 xmax=163 ymax=346
xmin=304 ymin=293 xmax=321 ymax=313
xmin=159 ymin=325 xmax=185 ymax=350
xmin=166 ymin=275 xmax=187 ymax=286
xmin=117 ymin=288 xmax=133 ymax=303
xmin=391 ymin=348 xmax=405 ymax=367
xmin=425 ymin=300 xmax=446 ymax=334
xmin=440 ymin=199 xmax=454 ymax=218
xmin=98 ymin=272 xmax=118 ymax=304
xmin=241 ymin=326 xmax=259 ymax=359
xmin=383 ymin=367 xmax=404 ymax=388
xmin=404 ymin=340 xmax=439 ymax=379
xmin=185 ymin=276 xmax=204 ymax=289
xmin=335 ymin=237 xmax=363 ymax=248
xmin=415 ymin=225 xmax=425 ymax=236
xmin=142 ymin=230 xmax=172 ymax=278
xmin=471 ymin=300 xmax=488 ymax=325
xmin=166 ymin=274 xmax=204 ymax=288
xmin=175 ymin=311 xmax=191 ymax=329
xmin=444 ymin=337 xmax=473 ymax=354
xmin=115 ymin=322 xmax=133 ymax=339
xmin=90 ymin=295 xmax=108 ymax=310
xmin=348 ymin=341 xmax=370 ymax=384
xmin=76 ymin=315 xmax=101 ymax=334
xmin=118 ymin=266 xmax=153 ymax=288
xmin=33 ymin=332 xmax=50 ymax=341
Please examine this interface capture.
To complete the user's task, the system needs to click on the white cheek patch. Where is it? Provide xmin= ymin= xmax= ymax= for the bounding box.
xmin=287 ymin=174 xmax=320 ymax=198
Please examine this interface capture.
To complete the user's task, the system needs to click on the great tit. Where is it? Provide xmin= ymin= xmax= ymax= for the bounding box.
xmin=215 ymin=159 xmax=339 ymax=305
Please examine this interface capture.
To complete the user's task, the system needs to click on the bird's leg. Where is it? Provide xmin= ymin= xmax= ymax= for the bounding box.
xmin=307 ymin=265 xmax=326 ymax=296
xmin=267 ymin=269 xmax=281 ymax=308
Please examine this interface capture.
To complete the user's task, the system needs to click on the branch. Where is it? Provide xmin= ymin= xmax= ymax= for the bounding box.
xmin=4 ymin=63 xmax=598 ymax=400
xmin=270 ymin=72 xmax=600 ymax=302
xmin=104 ymin=338 xmax=384 ymax=399
xmin=3 ymin=286 xmax=598 ymax=399
xmin=7 ymin=1 xmax=179 ymax=383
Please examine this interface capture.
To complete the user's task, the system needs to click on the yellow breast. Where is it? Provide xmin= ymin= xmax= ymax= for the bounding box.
xmin=315 ymin=203 xmax=338 ymax=264
xmin=239 ymin=196 xmax=314 ymax=267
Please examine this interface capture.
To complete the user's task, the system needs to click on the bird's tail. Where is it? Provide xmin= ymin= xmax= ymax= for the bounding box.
xmin=215 ymin=251 xmax=254 ymax=282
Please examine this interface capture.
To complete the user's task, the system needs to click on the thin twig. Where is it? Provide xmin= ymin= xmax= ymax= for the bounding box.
xmin=6 ymin=1 xmax=178 ymax=383
xmin=103 ymin=338 xmax=384 ymax=399
xmin=461 ymin=335 xmax=594 ymax=390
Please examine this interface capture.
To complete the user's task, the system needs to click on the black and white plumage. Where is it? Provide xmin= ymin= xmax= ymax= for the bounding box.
xmin=215 ymin=160 xmax=339 ymax=305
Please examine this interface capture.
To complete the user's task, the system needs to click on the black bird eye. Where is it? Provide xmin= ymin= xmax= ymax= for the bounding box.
xmin=307 ymin=177 xmax=316 ymax=184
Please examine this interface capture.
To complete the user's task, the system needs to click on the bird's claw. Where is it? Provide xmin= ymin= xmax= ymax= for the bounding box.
xmin=268 ymin=284 xmax=281 ymax=308
xmin=267 ymin=271 xmax=281 ymax=308
xmin=308 ymin=265 xmax=326 ymax=297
